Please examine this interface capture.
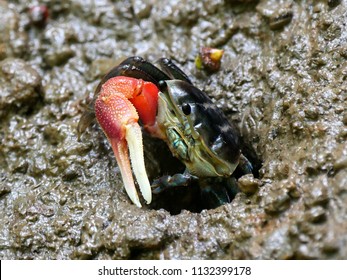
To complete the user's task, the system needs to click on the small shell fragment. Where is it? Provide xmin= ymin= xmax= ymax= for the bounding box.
xmin=195 ymin=47 xmax=224 ymax=73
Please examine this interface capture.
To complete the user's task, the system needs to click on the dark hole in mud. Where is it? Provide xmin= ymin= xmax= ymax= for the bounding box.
xmin=144 ymin=131 xmax=261 ymax=215
xmin=239 ymin=139 xmax=262 ymax=179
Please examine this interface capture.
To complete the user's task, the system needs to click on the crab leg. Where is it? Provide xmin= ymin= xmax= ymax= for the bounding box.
xmin=94 ymin=76 xmax=159 ymax=207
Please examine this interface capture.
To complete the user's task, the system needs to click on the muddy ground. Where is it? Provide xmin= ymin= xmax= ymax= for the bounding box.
xmin=0 ymin=0 xmax=346 ymax=259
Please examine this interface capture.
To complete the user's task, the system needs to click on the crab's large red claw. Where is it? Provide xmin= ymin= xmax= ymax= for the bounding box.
xmin=94 ymin=77 xmax=157 ymax=207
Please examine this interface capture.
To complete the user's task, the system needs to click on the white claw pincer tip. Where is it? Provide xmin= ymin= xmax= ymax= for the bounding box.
xmin=125 ymin=122 xmax=152 ymax=205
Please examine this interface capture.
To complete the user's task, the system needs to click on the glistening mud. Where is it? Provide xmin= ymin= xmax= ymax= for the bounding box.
xmin=1 ymin=0 xmax=346 ymax=259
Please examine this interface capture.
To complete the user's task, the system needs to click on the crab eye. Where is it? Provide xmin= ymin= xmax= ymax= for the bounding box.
xmin=158 ymin=80 xmax=167 ymax=91
xmin=181 ymin=103 xmax=191 ymax=115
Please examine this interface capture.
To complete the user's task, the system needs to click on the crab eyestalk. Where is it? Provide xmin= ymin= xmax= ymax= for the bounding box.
xmin=94 ymin=76 xmax=159 ymax=207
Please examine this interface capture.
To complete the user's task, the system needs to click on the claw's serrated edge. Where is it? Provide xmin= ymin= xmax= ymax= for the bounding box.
xmin=111 ymin=138 xmax=142 ymax=207
xmin=125 ymin=122 xmax=152 ymax=204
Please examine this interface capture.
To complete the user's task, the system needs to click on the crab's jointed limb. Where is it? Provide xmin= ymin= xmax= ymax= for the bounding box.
xmin=94 ymin=76 xmax=159 ymax=207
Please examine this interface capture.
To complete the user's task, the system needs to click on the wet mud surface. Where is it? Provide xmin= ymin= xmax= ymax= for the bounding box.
xmin=1 ymin=0 xmax=347 ymax=259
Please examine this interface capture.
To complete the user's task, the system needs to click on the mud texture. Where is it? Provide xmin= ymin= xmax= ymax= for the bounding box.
xmin=0 ymin=0 xmax=346 ymax=259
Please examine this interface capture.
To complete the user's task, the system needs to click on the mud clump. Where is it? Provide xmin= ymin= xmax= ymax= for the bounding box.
xmin=0 ymin=0 xmax=346 ymax=259
xmin=0 ymin=58 xmax=42 ymax=118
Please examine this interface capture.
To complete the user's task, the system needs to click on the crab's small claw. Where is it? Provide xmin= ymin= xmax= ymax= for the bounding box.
xmin=94 ymin=76 xmax=159 ymax=207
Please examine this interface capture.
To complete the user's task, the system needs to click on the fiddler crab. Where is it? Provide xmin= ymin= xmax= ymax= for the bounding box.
xmin=78 ymin=56 xmax=252 ymax=209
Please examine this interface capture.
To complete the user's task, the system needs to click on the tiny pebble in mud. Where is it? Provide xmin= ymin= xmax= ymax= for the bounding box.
xmin=238 ymin=174 xmax=260 ymax=195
